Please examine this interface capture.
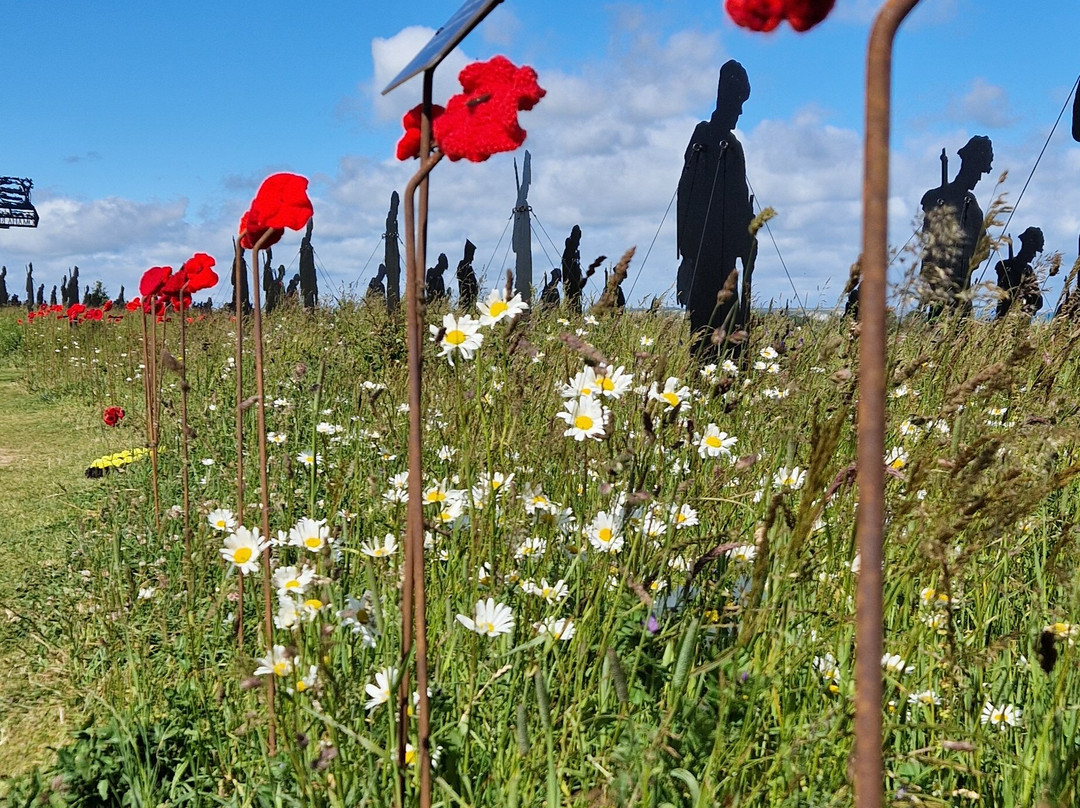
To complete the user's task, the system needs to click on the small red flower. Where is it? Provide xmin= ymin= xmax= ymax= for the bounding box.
xmin=725 ymin=0 xmax=834 ymax=31
xmin=783 ymin=0 xmax=836 ymax=31
xmin=103 ymin=406 xmax=125 ymax=427
xmin=126 ymin=298 xmax=142 ymax=312
xmin=139 ymin=266 xmax=172 ymax=298
xmin=396 ymin=103 xmax=447 ymax=160
xmin=724 ymin=0 xmax=785 ymax=31
xmin=431 ymin=56 xmax=546 ymax=163
xmin=66 ymin=303 xmax=86 ymax=320
xmin=182 ymin=253 xmax=218 ymax=293
xmin=102 ymin=300 xmax=113 ymax=312
xmin=238 ymin=174 xmax=314 ymax=250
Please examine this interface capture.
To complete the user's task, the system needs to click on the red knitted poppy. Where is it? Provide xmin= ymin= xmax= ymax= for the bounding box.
xmin=724 ymin=0 xmax=785 ymax=32
xmin=432 ymin=56 xmax=546 ymax=163
xmin=784 ymin=0 xmax=836 ymax=31
xmin=396 ymin=103 xmax=447 ymax=160
xmin=239 ymin=174 xmax=314 ymax=250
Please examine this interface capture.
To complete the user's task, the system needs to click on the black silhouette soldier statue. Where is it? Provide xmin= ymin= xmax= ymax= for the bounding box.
xmin=384 ymin=192 xmax=401 ymax=313
xmin=262 ymin=249 xmax=280 ymax=313
xmin=66 ymin=266 xmax=80 ymax=308
xmin=37 ymin=284 xmax=44 ymax=306
xmin=426 ymin=253 xmax=449 ymax=302
xmin=512 ymin=151 xmax=533 ymax=302
xmin=0 ymin=267 xmax=7 ymax=306
xmin=50 ymin=285 xmax=58 ymax=306
xmin=367 ymin=264 xmax=387 ymax=302
xmin=25 ymin=264 xmax=34 ymax=311
xmin=994 ymin=226 xmax=1044 ymax=320
xmin=1074 ymin=81 xmax=1080 ymax=143
xmin=540 ymin=267 xmax=561 ymax=309
xmin=232 ymin=253 xmax=252 ymax=314
xmin=299 ymin=220 xmax=318 ymax=310
xmin=113 ymin=285 xmax=125 ymax=307
xmin=286 ymin=273 xmax=300 ymax=300
xmin=919 ymin=136 xmax=994 ymax=316
xmin=457 ymin=239 xmax=479 ymax=311
xmin=561 ymin=225 xmax=583 ymax=312
xmin=676 ymin=60 xmax=754 ymax=358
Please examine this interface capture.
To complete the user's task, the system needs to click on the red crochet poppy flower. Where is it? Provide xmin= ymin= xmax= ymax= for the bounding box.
xmin=432 ymin=56 xmax=546 ymax=163
xmin=139 ymin=266 xmax=172 ymax=298
xmin=784 ymin=0 xmax=836 ymax=31
xmin=238 ymin=174 xmax=314 ymax=250
xmin=725 ymin=0 xmax=785 ymax=31
xmin=103 ymin=406 xmax=125 ymax=427
xmin=182 ymin=253 xmax=218 ymax=293
xmin=126 ymin=298 xmax=142 ymax=312
xmin=396 ymin=103 xmax=447 ymax=161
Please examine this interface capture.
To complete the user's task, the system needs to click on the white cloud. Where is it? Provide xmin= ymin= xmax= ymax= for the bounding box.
xmin=948 ymin=78 xmax=1016 ymax=129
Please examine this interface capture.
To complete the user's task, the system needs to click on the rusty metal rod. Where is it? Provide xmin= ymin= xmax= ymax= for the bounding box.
xmin=233 ymin=238 xmax=246 ymax=651
xmin=856 ymin=2 xmax=921 ymax=807
xmin=248 ymin=228 xmax=279 ymax=757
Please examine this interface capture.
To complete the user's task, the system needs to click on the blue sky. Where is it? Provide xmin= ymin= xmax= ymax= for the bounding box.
xmin=4 ymin=0 xmax=1080 ymax=310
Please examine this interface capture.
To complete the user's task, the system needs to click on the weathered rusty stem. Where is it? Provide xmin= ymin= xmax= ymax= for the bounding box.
xmin=249 ymin=229 xmax=278 ymax=756
xmin=233 ymin=239 xmax=246 ymax=650
xmin=398 ymin=145 xmax=442 ymax=808
xmin=856 ymin=2 xmax=921 ymax=807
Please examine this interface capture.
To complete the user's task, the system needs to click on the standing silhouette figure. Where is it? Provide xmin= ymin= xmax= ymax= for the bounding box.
xmin=919 ymin=135 xmax=994 ymax=316
xmin=994 ymin=226 xmax=1044 ymax=320
xmin=676 ymin=60 xmax=754 ymax=357
xmin=457 ymin=239 xmax=479 ymax=311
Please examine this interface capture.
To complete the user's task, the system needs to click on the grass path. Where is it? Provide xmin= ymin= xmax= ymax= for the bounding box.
xmin=0 ymin=365 xmax=113 ymax=776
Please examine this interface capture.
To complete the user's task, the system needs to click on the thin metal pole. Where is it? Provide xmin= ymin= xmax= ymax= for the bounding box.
xmin=233 ymin=239 xmax=246 ymax=651
xmin=249 ymin=229 xmax=279 ymax=756
xmin=856 ymin=3 xmax=921 ymax=807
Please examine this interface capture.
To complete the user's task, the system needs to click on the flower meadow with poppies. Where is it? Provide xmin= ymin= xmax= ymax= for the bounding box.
xmin=4 ymin=44 xmax=1080 ymax=808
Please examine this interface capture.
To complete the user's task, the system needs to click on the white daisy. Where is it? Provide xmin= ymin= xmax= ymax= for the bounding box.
xmin=219 ymin=526 xmax=268 ymax=575
xmin=431 ymin=313 xmax=484 ymax=365
xmin=456 ymin=598 xmax=514 ymax=637
xmin=477 ymin=288 xmax=528 ymax=327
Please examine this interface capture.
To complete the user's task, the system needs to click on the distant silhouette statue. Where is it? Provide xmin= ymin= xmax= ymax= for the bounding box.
xmin=83 ymin=285 xmax=90 ymax=305
xmin=67 ymin=267 xmax=80 ymax=308
xmin=299 ymin=220 xmax=318 ymax=310
xmin=1073 ymin=83 xmax=1080 ymax=142
xmin=36 ymin=284 xmax=44 ymax=306
xmin=384 ymin=192 xmax=401 ymax=313
xmin=0 ymin=267 xmax=8 ymax=306
xmin=541 ymin=267 xmax=562 ymax=309
xmin=367 ymin=264 xmax=387 ymax=301
xmin=274 ymin=265 xmax=286 ymax=306
xmin=994 ymin=226 xmax=1044 ymax=320
xmin=676 ymin=59 xmax=754 ymax=357
xmin=919 ymin=135 xmax=994 ymax=315
xmin=25 ymin=264 xmax=34 ymax=310
xmin=512 ymin=151 xmax=534 ymax=301
xmin=60 ymin=274 xmax=68 ymax=306
xmin=426 ymin=253 xmax=449 ymax=301
xmin=457 ymin=239 xmax=479 ymax=310
xmin=232 ymin=253 xmax=252 ymax=313
xmin=50 ymin=285 xmax=58 ymax=306
xmin=561 ymin=225 xmax=583 ymax=312
xmin=263 ymin=250 xmax=281 ymax=313
xmin=286 ymin=273 xmax=300 ymax=299
xmin=113 ymin=285 xmax=125 ymax=307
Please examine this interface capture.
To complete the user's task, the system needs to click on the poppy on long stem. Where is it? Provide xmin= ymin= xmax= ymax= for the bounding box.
xmin=231 ymin=238 xmax=246 ymax=653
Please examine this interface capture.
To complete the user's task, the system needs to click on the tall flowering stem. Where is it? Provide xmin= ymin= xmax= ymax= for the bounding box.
xmin=855 ymin=3 xmax=921 ymax=808
xmin=232 ymin=239 xmax=246 ymax=651
xmin=147 ymin=294 xmax=162 ymax=530
xmin=246 ymin=228 xmax=279 ymax=756
xmin=177 ymin=284 xmax=193 ymax=597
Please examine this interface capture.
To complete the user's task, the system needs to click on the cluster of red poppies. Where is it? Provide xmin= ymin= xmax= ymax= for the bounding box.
xmin=724 ymin=0 xmax=835 ymax=32
xmin=22 ymin=301 xmax=123 ymax=324
xmin=396 ymin=55 xmax=546 ymax=164
xmin=136 ymin=253 xmax=219 ymax=312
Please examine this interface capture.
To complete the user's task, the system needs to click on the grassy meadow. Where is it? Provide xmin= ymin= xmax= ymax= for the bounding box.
xmin=0 ymin=296 xmax=1078 ymax=807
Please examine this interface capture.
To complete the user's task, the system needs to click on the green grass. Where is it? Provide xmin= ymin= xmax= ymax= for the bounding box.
xmin=1 ymin=302 xmax=1079 ymax=806
xmin=0 ymin=359 xmax=117 ymax=777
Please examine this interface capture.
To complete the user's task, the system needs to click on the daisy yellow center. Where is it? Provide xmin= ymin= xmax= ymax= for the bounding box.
xmin=427 ymin=491 xmax=446 ymax=503
xmin=676 ymin=513 xmax=687 ymax=523
xmin=296 ymin=680 xmax=308 ymax=692
xmin=600 ymin=378 xmax=615 ymax=391
xmin=581 ymin=386 xmax=593 ymax=396
xmin=598 ymin=527 xmax=613 ymax=542
xmin=662 ymin=392 xmax=679 ymax=407
xmin=304 ymin=599 xmax=323 ymax=610
xmin=705 ymin=435 xmax=723 ymax=448
xmin=490 ymin=301 xmax=508 ymax=317
xmin=445 ymin=329 xmax=467 ymax=346
xmin=215 ymin=519 xmax=228 ymax=528
xmin=284 ymin=580 xmax=300 ymax=589
xmin=491 ymin=480 xmax=503 ymax=489
xmin=304 ymin=536 xmax=321 ymax=549
xmin=574 ymin=414 xmax=594 ymax=431
xmin=374 ymin=548 xmax=388 ymax=557
xmin=233 ymin=547 xmax=253 ymax=564
xmin=484 ymin=621 xmax=496 ymax=633
xmin=405 ymin=748 xmax=417 ymax=765
xmin=273 ymin=661 xmax=288 ymax=676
